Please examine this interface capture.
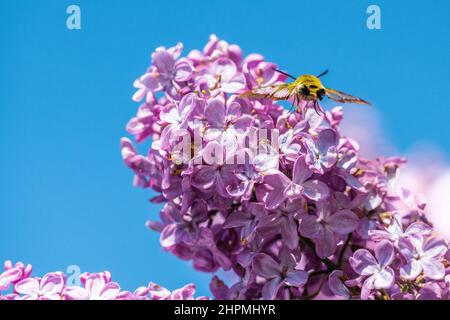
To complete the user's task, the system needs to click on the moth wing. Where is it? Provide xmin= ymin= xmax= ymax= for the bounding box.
xmin=241 ymin=83 xmax=295 ymax=101
xmin=325 ymin=88 xmax=371 ymax=105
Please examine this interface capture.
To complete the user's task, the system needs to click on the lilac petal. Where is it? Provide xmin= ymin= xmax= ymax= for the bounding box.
xmin=326 ymin=209 xmax=359 ymax=234
xmin=423 ymin=237 xmax=447 ymax=259
xmin=99 ymin=282 xmax=120 ymax=300
xmin=226 ymin=101 xmax=242 ymax=118
xmin=252 ymin=254 xmax=280 ymax=279
xmin=85 ymin=274 xmax=105 ymax=298
xmin=361 ymin=275 xmax=375 ymax=300
xmin=116 ymin=291 xmax=135 ymax=300
xmin=422 ymin=259 xmax=445 ymax=280
xmin=167 ymin=42 xmax=183 ymax=59
xmin=232 ymin=115 xmax=253 ymax=130
xmin=160 ymin=105 xmax=181 ymax=124
xmin=190 ymin=200 xmax=208 ymax=222
xmin=203 ymin=128 xmax=222 ymax=142
xmin=173 ymin=60 xmax=194 ymax=82
xmin=223 ymin=212 xmax=251 ymax=228
xmin=236 ymin=251 xmax=255 ymax=268
xmin=328 ymin=270 xmax=351 ymax=299
xmin=373 ymin=267 xmax=394 ymax=289
xmin=0 ymin=267 xmax=22 ymax=290
xmin=63 ymin=286 xmax=89 ymax=300
xmin=172 ymin=283 xmax=196 ymax=300
xmin=226 ymin=180 xmax=250 ymax=198
xmin=368 ymin=229 xmax=394 ymax=241
xmin=148 ymin=282 xmax=171 ymax=300
xmin=191 ymin=165 xmax=217 ymax=190
xmin=418 ymin=283 xmax=442 ymax=300
xmin=284 ymin=182 xmax=304 ymax=200
xmin=285 ymin=270 xmax=308 ymax=287
xmin=302 ymin=180 xmax=329 ymax=201
xmin=257 ymin=215 xmax=282 ymax=238
xmin=292 ymin=157 xmax=312 ymax=184
xmin=339 ymin=169 xmax=366 ymax=192
xmin=140 ymin=72 xmax=163 ymax=91
xmin=265 ymin=190 xmax=286 ymax=210
xmin=264 ymin=172 xmax=290 ymax=210
xmin=298 ymin=214 xmax=321 ymax=238
xmin=315 ymin=227 xmax=336 ymax=259
xmin=153 ymin=50 xmax=175 ymax=76
xmin=205 ymin=98 xmax=226 ymax=128
xmin=221 ymin=75 xmax=246 ymax=93
xmin=281 ymin=217 xmax=300 ymax=250
xmin=160 ymin=223 xmax=178 ymax=248
xmin=179 ymin=92 xmax=200 ymax=118
xmin=398 ymin=237 xmax=415 ymax=260
xmin=350 ymin=249 xmax=378 ymax=276
xmin=14 ymin=278 xmax=39 ymax=295
xmin=253 ymin=148 xmax=279 ymax=173
xmin=213 ymin=58 xmax=237 ymax=83
xmin=400 ymin=259 xmax=422 ymax=280
xmin=278 ymin=246 xmax=297 ymax=269
xmin=178 ymin=227 xmax=198 ymax=246
xmin=404 ymin=222 xmax=432 ymax=237
xmin=322 ymin=147 xmax=338 ymax=168
xmin=317 ymin=129 xmax=338 ymax=156
xmin=40 ymin=273 xmax=64 ymax=296
xmin=374 ymin=240 xmax=395 ymax=268
xmin=261 ymin=277 xmax=283 ymax=300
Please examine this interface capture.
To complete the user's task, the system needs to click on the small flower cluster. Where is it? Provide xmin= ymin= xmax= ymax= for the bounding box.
xmin=0 ymin=261 xmax=206 ymax=300
xmin=121 ymin=35 xmax=450 ymax=300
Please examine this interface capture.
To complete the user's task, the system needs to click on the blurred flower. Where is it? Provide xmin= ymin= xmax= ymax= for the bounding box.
xmin=0 ymin=262 xmax=205 ymax=300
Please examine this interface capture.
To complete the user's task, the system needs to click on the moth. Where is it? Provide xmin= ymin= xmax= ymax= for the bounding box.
xmin=241 ymin=68 xmax=370 ymax=113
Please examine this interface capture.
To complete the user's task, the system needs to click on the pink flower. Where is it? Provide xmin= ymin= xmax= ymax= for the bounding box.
xmin=369 ymin=213 xmax=432 ymax=243
xmin=350 ymin=240 xmax=395 ymax=299
xmin=299 ymin=202 xmax=359 ymax=259
xmin=63 ymin=273 xmax=120 ymax=300
xmin=15 ymin=272 xmax=65 ymax=300
xmin=304 ymin=129 xmax=338 ymax=174
xmin=328 ymin=270 xmax=351 ymax=300
xmin=398 ymin=236 xmax=447 ymax=280
xmin=263 ymin=157 xmax=329 ymax=210
xmin=252 ymin=248 xmax=308 ymax=299
xmin=202 ymin=58 xmax=246 ymax=94
xmin=0 ymin=261 xmax=32 ymax=292
xmin=133 ymin=43 xmax=193 ymax=101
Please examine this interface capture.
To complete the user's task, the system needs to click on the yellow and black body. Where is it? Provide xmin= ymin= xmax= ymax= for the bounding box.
xmin=241 ymin=69 xmax=370 ymax=112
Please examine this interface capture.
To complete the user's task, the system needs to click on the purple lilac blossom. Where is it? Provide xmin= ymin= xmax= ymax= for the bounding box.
xmin=121 ymin=35 xmax=450 ymax=300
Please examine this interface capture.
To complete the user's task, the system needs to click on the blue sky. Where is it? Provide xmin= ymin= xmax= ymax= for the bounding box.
xmin=1 ymin=0 xmax=449 ymax=296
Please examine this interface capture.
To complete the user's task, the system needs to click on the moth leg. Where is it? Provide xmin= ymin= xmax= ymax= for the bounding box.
xmin=313 ymin=100 xmax=322 ymax=116
xmin=295 ymin=94 xmax=302 ymax=114
xmin=289 ymin=95 xmax=297 ymax=113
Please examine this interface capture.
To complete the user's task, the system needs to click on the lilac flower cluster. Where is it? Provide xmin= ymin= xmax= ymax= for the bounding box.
xmin=0 ymin=261 xmax=206 ymax=300
xmin=121 ymin=35 xmax=450 ymax=300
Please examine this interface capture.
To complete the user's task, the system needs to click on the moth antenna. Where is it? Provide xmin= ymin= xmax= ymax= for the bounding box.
xmin=271 ymin=67 xmax=297 ymax=80
xmin=317 ymin=69 xmax=329 ymax=78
